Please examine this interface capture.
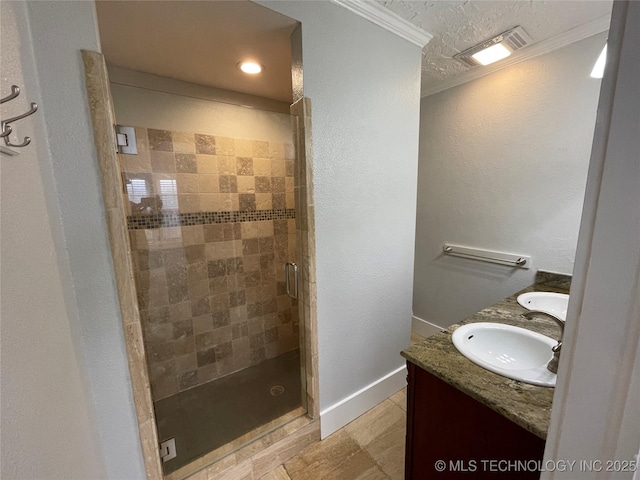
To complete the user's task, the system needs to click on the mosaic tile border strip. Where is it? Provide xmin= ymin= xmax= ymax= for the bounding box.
xmin=127 ymin=209 xmax=296 ymax=230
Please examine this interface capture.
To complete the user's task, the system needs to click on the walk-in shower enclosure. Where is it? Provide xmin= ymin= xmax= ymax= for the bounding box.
xmin=111 ymin=81 xmax=306 ymax=473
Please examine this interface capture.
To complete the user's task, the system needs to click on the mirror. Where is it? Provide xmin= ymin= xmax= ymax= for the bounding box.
xmin=412 ymin=21 xmax=609 ymax=329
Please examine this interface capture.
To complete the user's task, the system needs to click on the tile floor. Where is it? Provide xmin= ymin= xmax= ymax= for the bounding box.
xmin=261 ymin=388 xmax=408 ymax=480
xmin=259 ymin=333 xmax=427 ymax=480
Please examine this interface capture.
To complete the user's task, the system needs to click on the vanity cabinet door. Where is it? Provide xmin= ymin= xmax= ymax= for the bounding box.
xmin=405 ymin=362 xmax=545 ymax=479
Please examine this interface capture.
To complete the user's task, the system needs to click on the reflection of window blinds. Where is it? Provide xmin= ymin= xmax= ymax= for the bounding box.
xmin=126 ymin=179 xmax=149 ymax=203
xmin=159 ymin=179 xmax=179 ymax=211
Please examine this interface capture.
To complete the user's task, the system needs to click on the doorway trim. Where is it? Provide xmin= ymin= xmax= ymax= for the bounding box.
xmin=81 ymin=49 xmax=319 ymax=480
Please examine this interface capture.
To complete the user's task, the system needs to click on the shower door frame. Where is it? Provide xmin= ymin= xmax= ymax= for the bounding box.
xmin=81 ymin=49 xmax=319 ymax=480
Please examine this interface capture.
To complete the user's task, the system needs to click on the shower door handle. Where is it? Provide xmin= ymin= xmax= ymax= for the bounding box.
xmin=285 ymin=262 xmax=298 ymax=299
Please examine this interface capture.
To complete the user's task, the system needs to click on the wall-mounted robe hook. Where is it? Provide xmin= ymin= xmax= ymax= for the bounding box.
xmin=2 ymin=102 xmax=38 ymax=127
xmin=5 ymin=132 xmax=32 ymax=148
xmin=1 ymin=85 xmax=38 ymax=153
xmin=0 ymin=124 xmax=12 ymax=138
xmin=2 ymin=103 xmax=38 ymax=148
xmin=1 ymin=85 xmax=20 ymax=104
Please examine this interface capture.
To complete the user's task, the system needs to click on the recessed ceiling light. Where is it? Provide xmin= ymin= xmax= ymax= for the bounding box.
xmin=472 ymin=43 xmax=512 ymax=66
xmin=238 ymin=61 xmax=263 ymax=75
xmin=454 ymin=26 xmax=532 ymax=68
xmin=590 ymin=44 xmax=607 ymax=79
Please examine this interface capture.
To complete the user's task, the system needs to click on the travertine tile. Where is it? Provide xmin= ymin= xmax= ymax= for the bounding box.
xmin=217 ymin=156 xmax=236 ymax=175
xmin=286 ymin=193 xmax=295 ymax=209
xmin=236 ymin=438 xmax=270 ymax=463
xmin=205 ymin=453 xmax=238 ymax=478
xmin=239 ymin=194 xmax=257 ymax=211
xmin=211 ymin=459 xmax=253 ymax=480
xmin=229 ymin=193 xmax=240 ymax=211
xmin=178 ymin=194 xmax=200 ymax=213
xmin=196 ymin=154 xmax=218 ymax=174
xmin=257 ymin=221 xmax=274 ymax=238
xmin=389 ymin=387 xmax=407 ymax=412
xmin=214 ymin=136 xmax=235 ymax=156
xmin=284 ymin=143 xmax=295 ymax=161
xmin=252 ymin=392 xmax=406 ymax=480
xmin=172 ymin=131 xmax=196 ymax=154
xmin=128 ymin=127 xmax=150 ymax=156
xmin=252 ymin=140 xmax=269 ymax=157
xmin=151 ymin=150 xmax=175 ymax=172
xmin=273 ymin=193 xmax=286 ymax=210
xmin=184 ymin=466 xmax=208 ymax=480
xmin=255 ymin=176 xmax=272 ymax=193
xmin=121 ymin=152 xmax=152 ymax=174
xmin=283 ymin=157 xmax=293 ymax=177
xmin=195 ymin=134 xmax=216 ymax=155
xmin=253 ymin=158 xmax=271 ymax=176
xmin=236 ymin=157 xmax=254 ymax=176
xmin=176 ymin=153 xmax=197 ymax=173
xmin=182 ymin=226 xmax=205 ymax=246
xmin=284 ymin=429 xmax=360 ymax=480
xmin=200 ymin=194 xmax=221 ymax=211
xmin=268 ymin=142 xmax=285 ymax=159
xmin=361 ymin=417 xmax=406 ymax=480
xmin=148 ymin=128 xmax=173 ymax=152
xmin=411 ymin=332 xmax=426 ymax=346
xmin=235 ymin=139 xmax=253 ymax=157
xmin=199 ymin=174 xmax=220 ymax=193
xmin=271 ymin=158 xmax=286 ymax=177
xmin=325 ymin=449 xmax=381 ymax=480
xmin=193 ymin=314 xmax=214 ymax=334
xmin=251 ymin=422 xmax=320 ymax=478
xmin=259 ymin=465 xmax=291 ymax=480
xmin=256 ymin=193 xmax=273 ymax=210
xmin=345 ymin=399 xmax=405 ymax=448
xmin=223 ymin=223 xmax=242 ymax=240
xmin=285 ymin=177 xmax=294 ymax=193
xmin=175 ymin=173 xmax=201 ymax=193
xmin=350 ymin=465 xmax=389 ymax=480
xmin=237 ymin=175 xmax=256 ymax=193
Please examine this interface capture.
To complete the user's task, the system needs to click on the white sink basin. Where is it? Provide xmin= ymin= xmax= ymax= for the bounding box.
xmin=452 ymin=322 xmax=557 ymax=387
xmin=517 ymin=292 xmax=569 ymax=321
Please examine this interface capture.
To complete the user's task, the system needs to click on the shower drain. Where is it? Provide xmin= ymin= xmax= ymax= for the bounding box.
xmin=270 ymin=385 xmax=285 ymax=396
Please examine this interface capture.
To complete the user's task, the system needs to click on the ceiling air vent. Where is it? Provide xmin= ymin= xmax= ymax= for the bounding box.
xmin=454 ymin=26 xmax=532 ymax=67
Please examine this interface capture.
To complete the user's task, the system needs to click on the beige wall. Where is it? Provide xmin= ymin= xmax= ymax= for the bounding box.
xmin=258 ymin=1 xmax=423 ymax=418
xmin=9 ymin=2 xmax=148 ymax=476
xmin=111 ymin=81 xmax=294 ymax=145
xmin=0 ymin=2 xmax=108 ymax=478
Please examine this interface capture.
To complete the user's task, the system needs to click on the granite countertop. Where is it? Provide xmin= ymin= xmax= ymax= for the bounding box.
xmin=402 ymin=272 xmax=570 ymax=440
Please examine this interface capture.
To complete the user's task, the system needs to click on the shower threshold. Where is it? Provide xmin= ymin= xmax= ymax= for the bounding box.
xmin=155 ymin=349 xmax=303 ymax=474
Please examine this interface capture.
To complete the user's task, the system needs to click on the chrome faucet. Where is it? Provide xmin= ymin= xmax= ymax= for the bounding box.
xmin=522 ymin=310 xmax=565 ymax=374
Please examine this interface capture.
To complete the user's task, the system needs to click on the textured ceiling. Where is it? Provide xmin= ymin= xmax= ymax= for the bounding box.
xmin=96 ymin=1 xmax=298 ymax=103
xmin=96 ymin=1 xmax=612 ymax=102
xmin=378 ymin=0 xmax=612 ymax=93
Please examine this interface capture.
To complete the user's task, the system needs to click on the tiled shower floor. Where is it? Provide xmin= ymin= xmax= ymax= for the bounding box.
xmin=155 ymin=349 xmax=302 ymax=474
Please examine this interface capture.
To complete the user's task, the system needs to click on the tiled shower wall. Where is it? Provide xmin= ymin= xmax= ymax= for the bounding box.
xmin=121 ymin=127 xmax=299 ymax=401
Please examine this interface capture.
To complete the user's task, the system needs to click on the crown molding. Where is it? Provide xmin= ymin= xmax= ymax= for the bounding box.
xmin=421 ymin=14 xmax=611 ymax=98
xmin=331 ymin=0 xmax=433 ymax=48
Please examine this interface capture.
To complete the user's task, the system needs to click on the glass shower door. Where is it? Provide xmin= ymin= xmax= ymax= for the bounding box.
xmin=119 ymin=105 xmax=304 ymax=474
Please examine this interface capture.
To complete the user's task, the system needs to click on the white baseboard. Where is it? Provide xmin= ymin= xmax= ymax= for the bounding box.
xmin=412 ymin=315 xmax=445 ymax=338
xmin=319 ymin=365 xmax=407 ymax=439
xmin=411 ymin=317 xmax=446 ymax=337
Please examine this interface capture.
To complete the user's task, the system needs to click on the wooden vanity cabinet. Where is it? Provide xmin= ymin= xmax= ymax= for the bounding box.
xmin=405 ymin=362 xmax=546 ymax=479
